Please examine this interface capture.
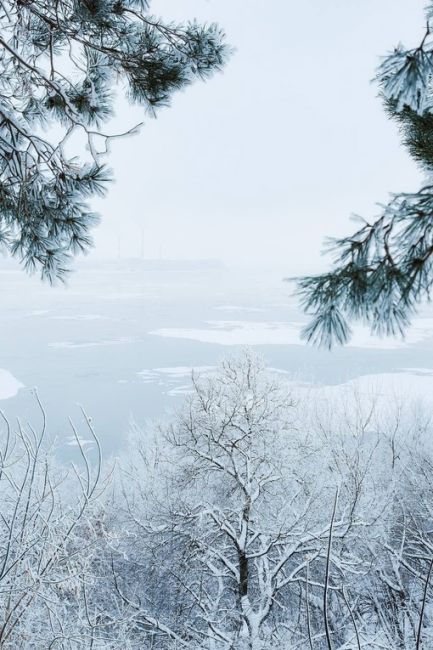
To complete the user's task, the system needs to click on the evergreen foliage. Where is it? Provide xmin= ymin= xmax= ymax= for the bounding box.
xmin=0 ymin=0 xmax=228 ymax=281
xmin=297 ymin=2 xmax=433 ymax=348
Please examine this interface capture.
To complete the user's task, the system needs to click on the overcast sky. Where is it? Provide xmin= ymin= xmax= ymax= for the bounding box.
xmin=90 ymin=0 xmax=427 ymax=273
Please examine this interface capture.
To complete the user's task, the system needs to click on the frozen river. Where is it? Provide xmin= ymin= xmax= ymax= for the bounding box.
xmin=1 ymin=258 xmax=433 ymax=457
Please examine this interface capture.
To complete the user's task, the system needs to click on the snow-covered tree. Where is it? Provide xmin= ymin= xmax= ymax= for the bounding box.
xmin=297 ymin=1 xmax=433 ymax=348
xmin=0 ymin=395 xmax=116 ymax=648
xmin=4 ymin=356 xmax=433 ymax=647
xmin=0 ymin=1 xmax=228 ymax=281
xmin=115 ymin=354 xmax=369 ymax=650
xmin=306 ymin=392 xmax=433 ymax=648
xmin=365 ymin=411 xmax=433 ymax=649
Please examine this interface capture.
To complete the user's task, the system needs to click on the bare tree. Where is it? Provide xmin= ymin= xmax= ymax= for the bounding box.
xmin=7 ymin=355 xmax=428 ymax=648
xmin=116 ymin=353 xmax=366 ymax=650
xmin=0 ymin=395 xmax=115 ymax=649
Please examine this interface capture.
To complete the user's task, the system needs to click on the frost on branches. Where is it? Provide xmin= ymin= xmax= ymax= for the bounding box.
xmin=113 ymin=354 xmax=433 ymax=649
xmin=3 ymin=353 xmax=433 ymax=647
xmin=0 ymin=1 xmax=228 ymax=281
xmin=297 ymin=1 xmax=433 ymax=348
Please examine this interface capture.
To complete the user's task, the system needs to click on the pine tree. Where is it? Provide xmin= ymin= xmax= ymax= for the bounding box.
xmin=0 ymin=1 xmax=228 ymax=281
xmin=297 ymin=2 xmax=433 ymax=348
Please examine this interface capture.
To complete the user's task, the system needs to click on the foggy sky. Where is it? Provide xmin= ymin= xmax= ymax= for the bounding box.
xmin=90 ymin=0 xmax=426 ymax=273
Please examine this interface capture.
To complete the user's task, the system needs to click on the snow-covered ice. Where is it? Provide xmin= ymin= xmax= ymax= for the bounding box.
xmin=0 ymin=369 xmax=24 ymax=400
xmin=285 ymin=369 xmax=433 ymax=411
xmin=132 ymin=366 xmax=217 ymax=396
xmin=150 ymin=317 xmax=433 ymax=349
xmin=150 ymin=321 xmax=303 ymax=346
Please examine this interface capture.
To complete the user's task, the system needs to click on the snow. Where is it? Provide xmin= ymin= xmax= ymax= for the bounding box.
xmin=343 ymin=370 xmax=433 ymax=403
xmin=150 ymin=317 xmax=433 ymax=349
xmin=350 ymin=319 xmax=433 ymax=349
xmin=128 ymin=362 xmax=433 ymax=407
xmin=134 ymin=366 xmax=216 ymax=396
xmin=150 ymin=321 xmax=302 ymax=346
xmin=286 ymin=369 xmax=433 ymax=409
xmin=167 ymin=384 xmax=196 ymax=397
xmin=65 ymin=435 xmax=95 ymax=447
xmin=116 ymin=366 xmax=217 ymax=396
xmin=0 ymin=369 xmax=24 ymax=400
xmin=137 ymin=366 xmax=215 ymax=381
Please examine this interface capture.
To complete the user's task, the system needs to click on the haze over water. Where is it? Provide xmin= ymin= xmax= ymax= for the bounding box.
xmin=1 ymin=258 xmax=433 ymax=457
